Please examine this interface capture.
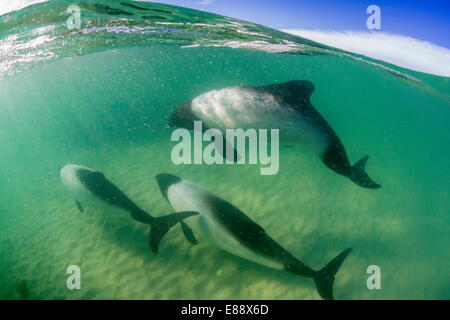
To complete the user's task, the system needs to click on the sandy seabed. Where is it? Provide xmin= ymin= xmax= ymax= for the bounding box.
xmin=0 ymin=138 xmax=448 ymax=300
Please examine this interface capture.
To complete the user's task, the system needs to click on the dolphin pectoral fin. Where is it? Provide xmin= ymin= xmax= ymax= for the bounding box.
xmin=180 ymin=221 xmax=198 ymax=245
xmin=215 ymin=135 xmax=241 ymax=163
xmin=202 ymin=123 xmax=240 ymax=163
xmin=349 ymin=155 xmax=381 ymax=189
xmin=75 ymin=200 xmax=84 ymax=212
xmin=148 ymin=211 xmax=199 ymax=254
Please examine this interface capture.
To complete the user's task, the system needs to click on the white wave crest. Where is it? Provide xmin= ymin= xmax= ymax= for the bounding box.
xmin=0 ymin=0 xmax=49 ymax=16
xmin=283 ymin=29 xmax=450 ymax=77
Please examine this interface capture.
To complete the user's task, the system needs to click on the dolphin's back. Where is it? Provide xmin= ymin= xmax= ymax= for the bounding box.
xmin=167 ymin=179 xmax=299 ymax=269
xmin=206 ymin=194 xmax=297 ymax=264
xmin=250 ymin=80 xmax=341 ymax=140
xmin=76 ymin=169 xmax=143 ymax=216
xmin=189 ymin=80 xmax=331 ymax=154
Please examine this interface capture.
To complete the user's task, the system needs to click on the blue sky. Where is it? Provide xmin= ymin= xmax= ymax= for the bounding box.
xmin=151 ymin=0 xmax=450 ymax=49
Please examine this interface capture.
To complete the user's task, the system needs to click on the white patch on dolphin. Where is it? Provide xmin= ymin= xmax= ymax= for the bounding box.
xmin=156 ymin=173 xmax=352 ymax=300
xmin=59 ymin=164 xmax=198 ymax=253
xmin=169 ymin=80 xmax=381 ymax=189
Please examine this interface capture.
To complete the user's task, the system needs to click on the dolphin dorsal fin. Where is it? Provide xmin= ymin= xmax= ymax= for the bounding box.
xmin=92 ymin=171 xmax=106 ymax=179
xmin=260 ymin=80 xmax=315 ymax=109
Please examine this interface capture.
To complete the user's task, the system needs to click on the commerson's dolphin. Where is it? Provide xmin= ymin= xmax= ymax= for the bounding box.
xmin=60 ymin=164 xmax=198 ymax=253
xmin=156 ymin=173 xmax=352 ymax=300
xmin=169 ymin=80 xmax=380 ymax=189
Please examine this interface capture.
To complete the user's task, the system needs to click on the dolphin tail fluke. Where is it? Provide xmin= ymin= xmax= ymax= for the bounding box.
xmin=312 ymin=248 xmax=352 ymax=300
xmin=148 ymin=211 xmax=199 ymax=253
xmin=349 ymin=155 xmax=381 ymax=189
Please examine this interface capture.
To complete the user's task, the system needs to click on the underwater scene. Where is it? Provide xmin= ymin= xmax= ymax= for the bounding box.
xmin=0 ymin=0 xmax=449 ymax=300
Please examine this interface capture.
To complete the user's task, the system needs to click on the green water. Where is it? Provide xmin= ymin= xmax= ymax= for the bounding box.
xmin=0 ymin=0 xmax=449 ymax=300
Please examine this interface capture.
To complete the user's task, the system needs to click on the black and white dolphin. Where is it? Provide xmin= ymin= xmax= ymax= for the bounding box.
xmin=60 ymin=164 xmax=198 ymax=253
xmin=156 ymin=173 xmax=352 ymax=300
xmin=169 ymin=80 xmax=380 ymax=189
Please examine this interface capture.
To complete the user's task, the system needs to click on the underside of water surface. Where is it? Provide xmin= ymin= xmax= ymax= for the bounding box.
xmin=0 ymin=0 xmax=449 ymax=300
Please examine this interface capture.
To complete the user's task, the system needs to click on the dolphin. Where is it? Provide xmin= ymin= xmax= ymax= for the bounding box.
xmin=156 ymin=173 xmax=352 ymax=300
xmin=60 ymin=164 xmax=198 ymax=253
xmin=168 ymin=80 xmax=380 ymax=189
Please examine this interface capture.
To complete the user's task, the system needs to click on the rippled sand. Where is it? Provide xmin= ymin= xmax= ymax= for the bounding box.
xmin=0 ymin=137 xmax=448 ymax=300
